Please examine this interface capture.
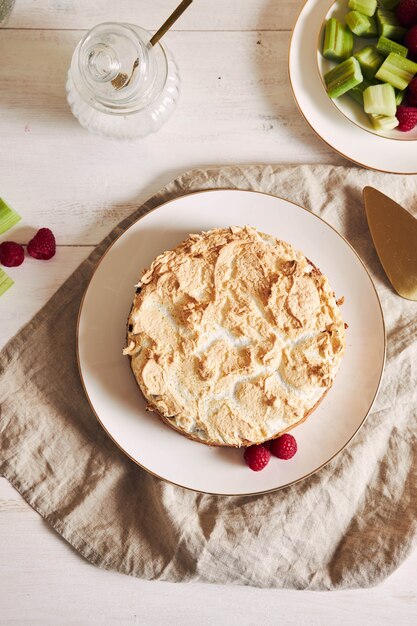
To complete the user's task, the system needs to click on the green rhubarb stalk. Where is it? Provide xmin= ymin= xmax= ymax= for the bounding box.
xmin=348 ymin=0 xmax=377 ymax=17
xmin=324 ymin=56 xmax=363 ymax=99
xmin=369 ymin=113 xmax=399 ymax=130
xmin=354 ymin=46 xmax=384 ymax=79
xmin=347 ymin=77 xmax=375 ymax=105
xmin=0 ymin=268 xmax=14 ymax=296
xmin=395 ymin=89 xmax=405 ymax=105
xmin=361 ymin=15 xmax=379 ymax=38
xmin=0 ymin=198 xmax=21 ymax=235
xmin=363 ymin=83 xmax=397 ymax=116
xmin=323 ymin=18 xmax=354 ymax=61
xmin=376 ymin=9 xmax=407 ymax=41
xmin=378 ymin=0 xmax=400 ymax=9
xmin=376 ymin=36 xmax=408 ymax=58
xmin=346 ymin=11 xmax=372 ymax=36
xmin=375 ymin=52 xmax=417 ymax=90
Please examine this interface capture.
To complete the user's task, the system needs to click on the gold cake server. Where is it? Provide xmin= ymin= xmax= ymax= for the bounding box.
xmin=363 ymin=186 xmax=417 ymax=301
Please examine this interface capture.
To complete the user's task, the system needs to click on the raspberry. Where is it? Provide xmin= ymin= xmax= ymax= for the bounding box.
xmin=243 ymin=444 xmax=271 ymax=471
xmin=27 ymin=227 xmax=56 ymax=260
xmin=407 ymin=76 xmax=417 ymax=106
xmin=0 ymin=241 xmax=24 ymax=267
xmin=396 ymin=105 xmax=417 ymax=131
xmin=270 ymin=433 xmax=298 ymax=460
xmin=396 ymin=0 xmax=417 ymax=28
xmin=405 ymin=24 xmax=417 ymax=59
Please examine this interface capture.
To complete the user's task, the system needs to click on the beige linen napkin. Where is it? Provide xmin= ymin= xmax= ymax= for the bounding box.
xmin=1 ymin=164 xmax=416 ymax=590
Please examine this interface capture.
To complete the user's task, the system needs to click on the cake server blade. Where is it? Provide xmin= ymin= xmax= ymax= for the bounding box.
xmin=363 ymin=186 xmax=417 ymax=301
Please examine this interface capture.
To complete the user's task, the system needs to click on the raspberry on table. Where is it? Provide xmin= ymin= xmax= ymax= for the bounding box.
xmin=27 ymin=227 xmax=56 ymax=260
xmin=243 ymin=444 xmax=271 ymax=471
xmin=0 ymin=241 xmax=24 ymax=267
xmin=270 ymin=433 xmax=298 ymax=460
xmin=396 ymin=105 xmax=417 ymax=131
xmin=396 ymin=0 xmax=417 ymax=28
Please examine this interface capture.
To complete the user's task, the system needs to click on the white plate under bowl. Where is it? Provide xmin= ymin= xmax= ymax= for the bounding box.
xmin=290 ymin=0 xmax=417 ymax=172
xmin=77 ymin=190 xmax=385 ymax=496
xmin=317 ymin=0 xmax=417 ymax=141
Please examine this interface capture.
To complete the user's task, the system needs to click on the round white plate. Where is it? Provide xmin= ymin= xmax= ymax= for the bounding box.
xmin=290 ymin=0 xmax=417 ymax=172
xmin=77 ymin=190 xmax=385 ymax=496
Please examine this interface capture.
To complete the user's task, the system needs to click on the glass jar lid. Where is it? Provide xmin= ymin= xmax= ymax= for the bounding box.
xmin=71 ymin=23 xmax=168 ymax=114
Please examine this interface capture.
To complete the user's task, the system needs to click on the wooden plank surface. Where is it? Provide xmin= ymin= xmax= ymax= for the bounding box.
xmin=5 ymin=0 xmax=300 ymax=31
xmin=0 ymin=247 xmax=93 ymax=341
xmin=1 ymin=1 xmax=416 ymax=624
xmin=1 ymin=479 xmax=417 ymax=626
xmin=0 ymin=28 xmax=343 ymax=251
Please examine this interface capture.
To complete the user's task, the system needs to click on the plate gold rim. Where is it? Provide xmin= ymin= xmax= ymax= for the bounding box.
xmin=76 ymin=188 xmax=387 ymax=497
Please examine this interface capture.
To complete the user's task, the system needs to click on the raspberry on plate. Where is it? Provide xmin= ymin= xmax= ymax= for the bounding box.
xmin=396 ymin=105 xmax=417 ymax=131
xmin=0 ymin=241 xmax=24 ymax=267
xmin=243 ymin=444 xmax=271 ymax=471
xmin=407 ymin=76 xmax=417 ymax=105
xmin=27 ymin=227 xmax=56 ymax=260
xmin=270 ymin=434 xmax=298 ymax=460
xmin=396 ymin=0 xmax=417 ymax=28
xmin=405 ymin=24 xmax=417 ymax=59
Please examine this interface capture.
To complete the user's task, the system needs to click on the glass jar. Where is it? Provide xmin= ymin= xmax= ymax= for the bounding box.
xmin=66 ymin=22 xmax=180 ymax=140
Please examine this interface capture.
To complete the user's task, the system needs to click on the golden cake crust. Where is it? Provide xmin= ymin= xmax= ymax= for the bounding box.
xmin=123 ymin=226 xmax=346 ymax=447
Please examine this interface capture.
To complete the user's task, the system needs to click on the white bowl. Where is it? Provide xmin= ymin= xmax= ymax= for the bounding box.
xmin=317 ymin=0 xmax=417 ymax=141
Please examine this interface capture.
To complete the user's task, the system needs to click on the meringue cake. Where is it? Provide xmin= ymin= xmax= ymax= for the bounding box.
xmin=123 ymin=226 xmax=346 ymax=447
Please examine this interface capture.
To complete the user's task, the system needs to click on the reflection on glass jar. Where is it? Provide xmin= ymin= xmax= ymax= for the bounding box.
xmin=66 ymin=22 xmax=180 ymax=140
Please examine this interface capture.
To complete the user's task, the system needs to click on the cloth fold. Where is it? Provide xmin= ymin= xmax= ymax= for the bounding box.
xmin=1 ymin=164 xmax=416 ymax=590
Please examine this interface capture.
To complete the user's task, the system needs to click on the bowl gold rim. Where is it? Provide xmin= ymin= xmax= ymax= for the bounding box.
xmin=316 ymin=0 xmax=417 ymax=143
xmin=288 ymin=0 xmax=417 ymax=173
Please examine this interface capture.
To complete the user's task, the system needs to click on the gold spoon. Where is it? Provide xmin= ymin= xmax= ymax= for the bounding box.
xmin=149 ymin=0 xmax=193 ymax=47
xmin=112 ymin=0 xmax=193 ymax=90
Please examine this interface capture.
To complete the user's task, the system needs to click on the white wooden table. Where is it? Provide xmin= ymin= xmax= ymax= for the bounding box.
xmin=1 ymin=1 xmax=416 ymax=624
